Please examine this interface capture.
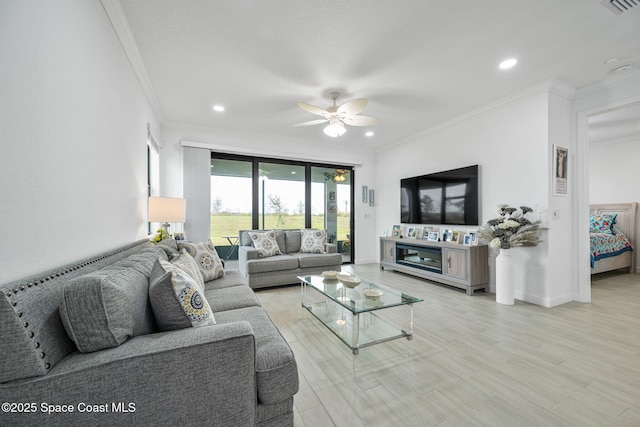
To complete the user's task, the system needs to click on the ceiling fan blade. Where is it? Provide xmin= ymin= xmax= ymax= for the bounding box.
xmin=293 ymin=118 xmax=328 ymax=127
xmin=342 ymin=115 xmax=379 ymax=126
xmin=337 ymin=98 xmax=368 ymax=116
xmin=298 ymin=102 xmax=330 ymax=118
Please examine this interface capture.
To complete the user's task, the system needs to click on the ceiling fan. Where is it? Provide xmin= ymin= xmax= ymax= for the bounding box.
xmin=294 ymin=91 xmax=379 ymax=137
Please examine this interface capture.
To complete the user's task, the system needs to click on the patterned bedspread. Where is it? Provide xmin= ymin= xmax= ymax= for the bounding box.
xmin=590 ymin=232 xmax=633 ymax=268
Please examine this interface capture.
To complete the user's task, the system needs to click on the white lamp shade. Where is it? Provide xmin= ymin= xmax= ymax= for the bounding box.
xmin=148 ymin=197 xmax=186 ymax=223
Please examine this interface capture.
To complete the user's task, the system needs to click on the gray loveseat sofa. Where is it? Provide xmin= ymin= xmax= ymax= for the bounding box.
xmin=0 ymin=239 xmax=298 ymax=426
xmin=238 ymin=229 xmax=343 ymax=289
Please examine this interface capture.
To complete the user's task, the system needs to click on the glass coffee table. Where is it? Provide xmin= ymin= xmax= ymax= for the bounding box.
xmin=298 ymin=273 xmax=422 ymax=361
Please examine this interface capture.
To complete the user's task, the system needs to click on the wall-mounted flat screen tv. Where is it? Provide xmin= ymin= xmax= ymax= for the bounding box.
xmin=401 ymin=165 xmax=479 ymax=225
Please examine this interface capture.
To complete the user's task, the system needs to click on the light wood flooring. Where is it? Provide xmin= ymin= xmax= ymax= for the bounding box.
xmin=253 ymin=264 xmax=640 ymax=427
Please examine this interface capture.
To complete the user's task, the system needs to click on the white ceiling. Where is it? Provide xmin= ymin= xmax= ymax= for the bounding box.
xmin=116 ymin=0 xmax=640 ymax=150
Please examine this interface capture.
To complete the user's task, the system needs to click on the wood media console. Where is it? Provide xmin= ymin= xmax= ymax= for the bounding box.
xmin=380 ymin=237 xmax=489 ymax=295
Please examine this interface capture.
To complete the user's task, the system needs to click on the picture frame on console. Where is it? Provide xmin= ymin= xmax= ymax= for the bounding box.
xmin=442 ymin=229 xmax=452 ymax=242
xmin=422 ymin=226 xmax=432 ymax=239
xmin=463 ymin=234 xmax=472 ymax=246
xmin=451 ymin=230 xmax=461 ymax=244
xmin=427 ymin=231 xmax=439 ymax=241
xmin=392 ymin=225 xmax=401 ymax=237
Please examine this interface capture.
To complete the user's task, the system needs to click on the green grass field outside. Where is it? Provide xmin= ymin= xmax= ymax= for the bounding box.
xmin=210 ymin=213 xmax=350 ymax=246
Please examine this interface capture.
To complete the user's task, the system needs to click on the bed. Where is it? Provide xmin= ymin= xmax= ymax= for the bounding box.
xmin=590 ymin=202 xmax=637 ymax=274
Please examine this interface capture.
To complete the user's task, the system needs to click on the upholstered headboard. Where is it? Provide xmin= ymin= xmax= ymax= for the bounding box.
xmin=590 ymin=202 xmax=637 ymax=270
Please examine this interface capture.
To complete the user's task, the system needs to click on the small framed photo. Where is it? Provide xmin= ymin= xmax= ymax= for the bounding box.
xmin=362 ymin=186 xmax=368 ymax=203
xmin=469 ymin=232 xmax=478 ymax=245
xmin=392 ymin=225 xmax=401 ymax=237
xmin=553 ymin=144 xmax=568 ymax=196
xmin=442 ymin=229 xmax=453 ymax=242
xmin=369 ymin=189 xmax=375 ymax=207
xmin=463 ymin=234 xmax=472 ymax=246
xmin=422 ymin=226 xmax=432 ymax=239
xmin=407 ymin=227 xmax=419 ymax=239
xmin=427 ymin=231 xmax=439 ymax=241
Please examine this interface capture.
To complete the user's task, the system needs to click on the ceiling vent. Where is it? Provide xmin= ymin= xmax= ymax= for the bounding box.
xmin=601 ymin=0 xmax=639 ymax=14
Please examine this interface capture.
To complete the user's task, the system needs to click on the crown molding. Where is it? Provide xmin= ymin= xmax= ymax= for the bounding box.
xmin=101 ymin=0 xmax=165 ymax=123
xmin=378 ymin=79 xmax=576 ymax=153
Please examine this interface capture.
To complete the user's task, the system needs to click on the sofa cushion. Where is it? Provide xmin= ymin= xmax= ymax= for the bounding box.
xmin=294 ymin=252 xmax=344 ymax=269
xmin=284 ymin=230 xmax=301 ymax=254
xmin=249 ymin=231 xmax=283 ymax=258
xmin=149 ymin=259 xmax=215 ymax=331
xmin=300 ymin=229 xmax=326 ymax=253
xmin=245 ymin=254 xmax=299 ymax=274
xmin=204 ymin=285 xmax=261 ymax=313
xmin=171 ymin=249 xmax=205 ymax=291
xmin=178 ymin=240 xmax=225 ymax=281
xmin=204 ymin=270 xmax=247 ymax=291
xmin=59 ymin=268 xmax=148 ymax=353
xmin=214 ymin=306 xmax=299 ymax=404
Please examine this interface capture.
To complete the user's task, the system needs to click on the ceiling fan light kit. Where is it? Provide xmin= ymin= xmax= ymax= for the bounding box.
xmin=295 ymin=91 xmax=379 ymax=137
xmin=323 ymin=120 xmax=347 ymax=137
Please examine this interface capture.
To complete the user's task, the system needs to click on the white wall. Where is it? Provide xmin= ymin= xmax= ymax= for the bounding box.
xmin=589 ymin=138 xmax=640 ymax=270
xmin=0 ymin=0 xmax=160 ymax=284
xmin=375 ymin=83 xmax=556 ymax=304
xmin=160 ymin=122 xmax=379 ymax=263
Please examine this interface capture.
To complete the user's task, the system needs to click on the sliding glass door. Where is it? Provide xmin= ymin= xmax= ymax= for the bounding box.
xmin=210 ymin=153 xmax=353 ymax=263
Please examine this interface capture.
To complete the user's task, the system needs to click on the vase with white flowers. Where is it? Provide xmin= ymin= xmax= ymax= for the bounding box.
xmin=477 ymin=204 xmax=543 ymax=305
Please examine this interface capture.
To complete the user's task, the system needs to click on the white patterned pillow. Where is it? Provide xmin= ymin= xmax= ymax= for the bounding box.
xmin=249 ymin=230 xmax=283 ymax=258
xmin=149 ymin=259 xmax=215 ymax=331
xmin=171 ymin=249 xmax=205 ymax=291
xmin=177 ymin=240 xmax=225 ymax=281
xmin=300 ymin=229 xmax=326 ymax=253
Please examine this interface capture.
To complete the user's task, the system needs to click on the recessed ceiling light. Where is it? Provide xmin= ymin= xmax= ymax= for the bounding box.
xmin=365 ymin=131 xmax=375 ymax=137
xmin=499 ymin=58 xmax=518 ymax=70
xmin=213 ymin=105 xmax=225 ymax=112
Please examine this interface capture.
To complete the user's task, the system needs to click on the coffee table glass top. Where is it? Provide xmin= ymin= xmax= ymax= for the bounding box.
xmin=298 ymin=274 xmax=422 ymax=314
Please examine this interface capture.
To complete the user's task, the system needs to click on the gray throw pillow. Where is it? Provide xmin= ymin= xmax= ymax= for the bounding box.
xmin=300 ymin=229 xmax=326 ymax=253
xmin=248 ymin=230 xmax=283 ymax=258
xmin=149 ymin=259 xmax=215 ymax=331
xmin=59 ymin=268 xmax=146 ymax=353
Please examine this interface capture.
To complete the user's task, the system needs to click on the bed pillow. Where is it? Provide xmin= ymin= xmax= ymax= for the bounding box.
xmin=177 ymin=240 xmax=225 ymax=281
xmin=300 ymin=229 xmax=326 ymax=254
xmin=249 ymin=230 xmax=283 ymax=258
xmin=590 ymin=214 xmax=617 ymax=234
xmin=149 ymin=259 xmax=215 ymax=331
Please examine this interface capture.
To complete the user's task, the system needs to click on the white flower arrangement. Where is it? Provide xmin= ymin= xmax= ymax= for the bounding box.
xmin=477 ymin=204 xmax=543 ymax=249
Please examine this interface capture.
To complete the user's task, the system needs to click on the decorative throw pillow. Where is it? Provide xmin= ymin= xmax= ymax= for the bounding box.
xmin=249 ymin=230 xmax=283 ymax=258
xmin=171 ymin=249 xmax=205 ymax=291
xmin=149 ymin=259 xmax=215 ymax=331
xmin=59 ymin=268 xmax=146 ymax=352
xmin=590 ymin=214 xmax=617 ymax=234
xmin=299 ymin=229 xmax=326 ymax=254
xmin=177 ymin=240 xmax=225 ymax=281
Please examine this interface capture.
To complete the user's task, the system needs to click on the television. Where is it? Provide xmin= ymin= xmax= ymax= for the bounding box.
xmin=401 ymin=165 xmax=479 ymax=225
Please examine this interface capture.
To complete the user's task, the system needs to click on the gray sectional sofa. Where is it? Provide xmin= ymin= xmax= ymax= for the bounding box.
xmin=0 ymin=239 xmax=298 ymax=426
xmin=238 ymin=229 xmax=343 ymax=289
